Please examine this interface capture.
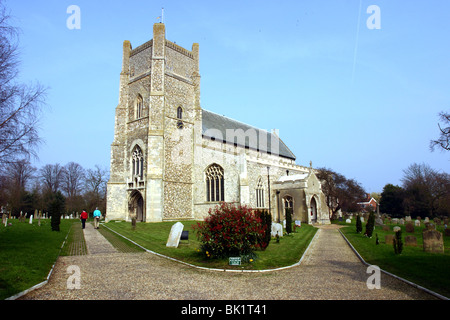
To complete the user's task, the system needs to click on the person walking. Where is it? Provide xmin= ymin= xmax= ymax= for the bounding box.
xmin=80 ymin=210 xmax=88 ymax=229
xmin=93 ymin=207 xmax=101 ymax=229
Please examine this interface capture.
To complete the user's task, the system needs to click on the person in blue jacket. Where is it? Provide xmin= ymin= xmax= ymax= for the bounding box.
xmin=93 ymin=207 xmax=101 ymax=229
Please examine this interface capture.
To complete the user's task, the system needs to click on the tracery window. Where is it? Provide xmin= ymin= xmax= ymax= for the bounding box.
xmin=256 ymin=177 xmax=265 ymax=208
xmin=284 ymin=196 xmax=293 ymax=209
xmin=205 ymin=164 xmax=224 ymax=202
xmin=132 ymin=146 xmax=144 ymax=179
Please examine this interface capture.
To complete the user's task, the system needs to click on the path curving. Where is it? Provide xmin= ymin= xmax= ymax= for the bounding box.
xmin=19 ymin=224 xmax=439 ymax=300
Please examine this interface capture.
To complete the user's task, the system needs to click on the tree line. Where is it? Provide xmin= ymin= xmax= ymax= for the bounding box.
xmin=0 ymin=160 xmax=109 ymax=217
xmin=379 ymin=163 xmax=450 ymax=218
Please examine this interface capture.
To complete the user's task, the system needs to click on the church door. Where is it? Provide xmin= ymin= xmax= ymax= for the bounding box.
xmin=310 ymin=197 xmax=317 ymax=223
xmin=136 ymin=195 xmax=144 ymax=222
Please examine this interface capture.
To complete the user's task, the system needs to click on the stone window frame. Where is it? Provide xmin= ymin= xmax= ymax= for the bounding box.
xmin=205 ymin=163 xmax=224 ymax=202
xmin=132 ymin=145 xmax=144 ymax=179
xmin=177 ymin=106 xmax=183 ymax=120
xmin=136 ymin=94 xmax=143 ymax=119
xmin=256 ymin=176 xmax=265 ymax=208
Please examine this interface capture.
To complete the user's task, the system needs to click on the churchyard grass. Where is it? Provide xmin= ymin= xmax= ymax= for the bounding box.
xmin=339 ymin=220 xmax=450 ymax=299
xmin=102 ymin=221 xmax=317 ymax=270
xmin=0 ymin=219 xmax=73 ymax=300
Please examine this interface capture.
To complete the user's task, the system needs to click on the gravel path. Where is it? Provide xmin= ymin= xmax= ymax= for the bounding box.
xmin=19 ymin=224 xmax=439 ymax=300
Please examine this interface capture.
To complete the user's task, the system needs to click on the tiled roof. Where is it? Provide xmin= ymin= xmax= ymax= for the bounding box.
xmin=201 ymin=109 xmax=296 ymax=160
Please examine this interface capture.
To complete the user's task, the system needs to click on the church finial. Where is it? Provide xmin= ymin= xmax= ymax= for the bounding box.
xmin=309 ymin=160 xmax=312 ymax=168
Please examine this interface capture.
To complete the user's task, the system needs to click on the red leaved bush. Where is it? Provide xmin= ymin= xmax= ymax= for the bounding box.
xmin=193 ymin=203 xmax=266 ymax=259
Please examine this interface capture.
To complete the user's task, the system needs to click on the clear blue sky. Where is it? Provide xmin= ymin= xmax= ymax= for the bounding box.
xmin=6 ymin=0 xmax=450 ymax=193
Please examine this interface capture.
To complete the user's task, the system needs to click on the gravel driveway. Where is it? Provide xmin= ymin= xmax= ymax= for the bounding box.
xmin=19 ymin=224 xmax=439 ymax=300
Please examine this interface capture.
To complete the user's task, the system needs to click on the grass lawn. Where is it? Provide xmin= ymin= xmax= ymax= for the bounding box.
xmin=102 ymin=220 xmax=318 ymax=270
xmin=338 ymin=219 xmax=450 ymax=299
xmin=0 ymin=219 xmax=73 ymax=300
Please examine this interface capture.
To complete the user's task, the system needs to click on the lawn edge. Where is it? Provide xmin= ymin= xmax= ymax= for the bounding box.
xmin=338 ymin=228 xmax=449 ymax=301
xmin=101 ymin=222 xmax=320 ymax=273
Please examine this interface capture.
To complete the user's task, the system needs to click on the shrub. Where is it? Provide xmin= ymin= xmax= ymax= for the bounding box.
xmin=49 ymin=191 xmax=65 ymax=232
xmin=285 ymin=207 xmax=292 ymax=235
xmin=365 ymin=211 xmax=375 ymax=238
xmin=194 ymin=203 xmax=265 ymax=259
xmin=356 ymin=214 xmax=362 ymax=233
xmin=393 ymin=229 xmax=403 ymax=255
xmin=256 ymin=209 xmax=271 ymax=250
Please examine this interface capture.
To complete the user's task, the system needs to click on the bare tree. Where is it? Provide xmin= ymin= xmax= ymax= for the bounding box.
xmin=0 ymin=2 xmax=46 ymax=165
xmin=85 ymin=165 xmax=108 ymax=196
xmin=40 ymin=163 xmax=64 ymax=193
xmin=61 ymin=162 xmax=85 ymax=198
xmin=430 ymin=111 xmax=450 ymax=152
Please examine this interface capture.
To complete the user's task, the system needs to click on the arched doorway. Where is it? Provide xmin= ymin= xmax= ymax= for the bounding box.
xmin=129 ymin=191 xmax=145 ymax=222
xmin=310 ymin=196 xmax=317 ymax=223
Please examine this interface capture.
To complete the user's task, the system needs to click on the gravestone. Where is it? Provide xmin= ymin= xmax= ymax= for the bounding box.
xmin=271 ymin=223 xmax=283 ymax=238
xmin=392 ymin=218 xmax=398 ymax=225
xmin=294 ymin=220 xmax=301 ymax=227
xmin=434 ymin=218 xmax=441 ymax=226
xmin=166 ymin=222 xmax=184 ymax=248
xmin=415 ymin=219 xmax=420 ymax=227
xmin=405 ymin=235 xmax=417 ymax=247
xmin=29 ymin=215 xmax=33 ymax=224
xmin=405 ymin=222 xmax=414 ymax=233
xmin=393 ymin=226 xmax=401 ymax=233
xmin=375 ymin=217 xmax=384 ymax=226
xmin=360 ymin=217 xmax=364 ymax=223
xmin=382 ymin=225 xmax=390 ymax=231
xmin=346 ymin=219 xmax=351 ymax=224
xmin=424 ymin=217 xmax=430 ymax=223
xmin=405 ymin=216 xmax=412 ymax=222
xmin=423 ymin=226 xmax=444 ymax=253
xmin=385 ymin=234 xmax=394 ymax=245
xmin=399 ymin=218 xmax=405 ymax=225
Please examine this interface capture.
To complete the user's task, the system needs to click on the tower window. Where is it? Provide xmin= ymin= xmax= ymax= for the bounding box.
xmin=132 ymin=145 xmax=144 ymax=178
xmin=136 ymin=95 xmax=143 ymax=119
xmin=205 ymin=164 xmax=224 ymax=202
xmin=177 ymin=106 xmax=183 ymax=120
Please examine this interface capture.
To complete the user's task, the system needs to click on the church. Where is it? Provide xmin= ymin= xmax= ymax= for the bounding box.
xmin=106 ymin=23 xmax=330 ymax=225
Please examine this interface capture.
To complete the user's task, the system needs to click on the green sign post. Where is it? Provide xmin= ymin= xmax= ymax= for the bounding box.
xmin=229 ymin=257 xmax=241 ymax=266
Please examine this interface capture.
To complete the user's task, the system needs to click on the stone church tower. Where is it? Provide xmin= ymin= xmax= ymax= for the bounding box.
xmin=107 ymin=23 xmax=200 ymax=222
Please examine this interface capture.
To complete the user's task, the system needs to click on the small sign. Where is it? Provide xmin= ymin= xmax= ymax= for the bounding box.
xmin=229 ymin=257 xmax=241 ymax=266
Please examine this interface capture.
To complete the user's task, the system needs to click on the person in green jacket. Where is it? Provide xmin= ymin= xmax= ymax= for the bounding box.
xmin=93 ymin=207 xmax=101 ymax=229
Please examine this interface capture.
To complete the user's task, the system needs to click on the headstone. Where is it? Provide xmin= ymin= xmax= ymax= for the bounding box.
xmin=415 ymin=219 xmax=420 ymax=227
xmin=375 ymin=217 xmax=384 ymax=226
xmin=393 ymin=226 xmax=401 ymax=233
xmin=405 ymin=235 xmax=417 ymax=247
xmin=405 ymin=216 xmax=412 ymax=222
xmin=294 ymin=220 xmax=301 ymax=227
xmin=405 ymin=222 xmax=414 ymax=233
xmin=424 ymin=217 xmax=430 ymax=223
xmin=385 ymin=234 xmax=394 ymax=245
xmin=434 ymin=218 xmax=441 ymax=226
xmin=399 ymin=218 xmax=405 ymax=225
xmin=382 ymin=225 xmax=390 ymax=231
xmin=360 ymin=217 xmax=364 ymax=223
xmin=283 ymin=220 xmax=286 ymax=228
xmin=271 ymin=223 xmax=283 ymax=238
xmin=166 ymin=222 xmax=184 ymax=248
xmin=346 ymin=219 xmax=351 ymax=224
xmin=423 ymin=229 xmax=444 ymax=253
xmin=392 ymin=218 xmax=398 ymax=225
xmin=29 ymin=215 xmax=33 ymax=224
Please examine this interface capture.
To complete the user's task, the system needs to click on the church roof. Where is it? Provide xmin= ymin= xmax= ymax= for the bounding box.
xmin=201 ymin=109 xmax=296 ymax=160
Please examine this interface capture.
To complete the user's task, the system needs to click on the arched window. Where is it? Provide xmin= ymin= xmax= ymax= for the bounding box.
xmin=132 ymin=146 xmax=144 ymax=178
xmin=205 ymin=164 xmax=224 ymax=202
xmin=256 ymin=177 xmax=265 ymax=208
xmin=284 ymin=196 xmax=293 ymax=209
xmin=177 ymin=106 xmax=183 ymax=120
xmin=136 ymin=95 xmax=143 ymax=119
